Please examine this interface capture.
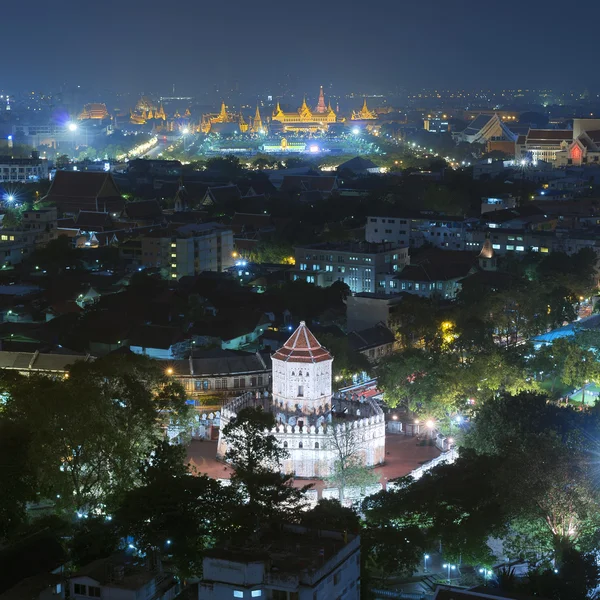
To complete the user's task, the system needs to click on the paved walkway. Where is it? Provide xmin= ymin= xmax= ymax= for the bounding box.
xmin=186 ymin=434 xmax=440 ymax=495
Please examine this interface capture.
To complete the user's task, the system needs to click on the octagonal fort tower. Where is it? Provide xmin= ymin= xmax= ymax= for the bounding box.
xmin=217 ymin=322 xmax=385 ymax=478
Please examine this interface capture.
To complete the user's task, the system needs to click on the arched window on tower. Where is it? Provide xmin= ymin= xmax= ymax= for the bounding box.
xmin=298 ymin=442 xmax=303 ymax=449
xmin=315 ymin=442 xmax=320 ymax=449
xmin=283 ymin=441 xmax=288 ymax=448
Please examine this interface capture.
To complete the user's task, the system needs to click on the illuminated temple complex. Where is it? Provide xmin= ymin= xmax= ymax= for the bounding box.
xmin=217 ymin=322 xmax=385 ymax=478
xmin=200 ymin=102 xmax=249 ymax=134
xmin=78 ymin=103 xmax=109 ymax=121
xmin=130 ymin=96 xmax=168 ymax=125
xmin=271 ymin=86 xmax=338 ymax=132
xmin=351 ymin=98 xmax=377 ymax=121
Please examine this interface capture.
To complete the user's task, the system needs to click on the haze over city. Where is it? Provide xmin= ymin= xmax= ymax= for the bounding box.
xmin=2 ymin=2 xmax=600 ymax=600
xmin=3 ymin=0 xmax=600 ymax=94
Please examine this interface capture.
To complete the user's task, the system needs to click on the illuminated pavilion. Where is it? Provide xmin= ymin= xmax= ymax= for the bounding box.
xmin=271 ymin=86 xmax=337 ymax=132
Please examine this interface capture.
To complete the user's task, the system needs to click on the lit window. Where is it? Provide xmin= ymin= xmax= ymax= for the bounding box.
xmin=516 ymin=246 xmax=524 ymax=251
xmin=1 ymin=235 xmax=6 ymax=241
xmin=540 ymin=247 xmax=549 ymax=253
xmin=492 ymin=244 xmax=501 ymax=250
xmin=171 ymin=253 xmax=176 ymax=258
xmin=252 ymin=592 xmax=262 ymax=598
xmin=171 ymin=273 xmax=177 ymax=278
xmin=9 ymin=236 xmax=14 ymax=241
xmin=531 ymin=246 xmax=539 ymax=252
xmin=171 ymin=263 xmax=177 ymax=268
xmin=506 ymin=245 xmax=514 ymax=251
xmin=234 ymin=592 xmax=244 ymax=598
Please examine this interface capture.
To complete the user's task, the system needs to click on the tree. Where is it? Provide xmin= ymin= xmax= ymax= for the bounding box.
xmin=364 ymin=452 xmax=507 ymax=565
xmin=115 ymin=474 xmax=239 ymax=578
xmin=327 ymin=421 xmax=380 ymax=504
xmin=222 ymin=407 xmax=308 ymax=530
xmin=55 ymin=154 xmax=70 ymax=169
xmin=301 ymin=499 xmax=361 ymax=534
xmin=0 ymin=354 xmax=191 ymax=513
xmin=317 ymin=334 xmax=370 ymax=386
xmin=463 ymin=392 xmax=600 ymax=557
xmin=205 ymin=154 xmax=243 ymax=178
xmin=0 ymin=421 xmax=37 ymax=539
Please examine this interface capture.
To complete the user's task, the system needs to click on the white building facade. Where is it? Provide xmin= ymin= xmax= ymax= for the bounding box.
xmin=217 ymin=322 xmax=386 ymax=478
xmin=199 ymin=526 xmax=360 ymax=600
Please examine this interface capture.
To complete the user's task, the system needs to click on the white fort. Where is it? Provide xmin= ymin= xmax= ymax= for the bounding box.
xmin=217 ymin=322 xmax=386 ymax=478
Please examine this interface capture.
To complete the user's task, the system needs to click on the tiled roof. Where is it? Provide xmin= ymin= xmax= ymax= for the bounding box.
xmin=272 ymin=321 xmax=332 ymax=363
xmin=75 ymin=211 xmax=114 ymax=230
xmin=46 ymin=171 xmax=116 ymax=197
xmin=526 ymin=129 xmax=573 ymax=141
xmin=123 ymin=200 xmax=163 ymax=220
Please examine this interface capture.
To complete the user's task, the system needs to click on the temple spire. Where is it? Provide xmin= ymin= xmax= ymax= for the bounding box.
xmin=218 ymin=101 xmax=228 ymax=122
xmin=315 ymin=85 xmax=327 ymax=114
xmin=253 ymin=105 xmax=264 ymax=133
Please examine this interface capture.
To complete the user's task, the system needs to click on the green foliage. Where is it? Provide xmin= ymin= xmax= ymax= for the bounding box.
xmin=222 ymin=407 xmax=308 ymax=529
xmin=115 ymin=474 xmax=239 ymax=578
xmin=0 ymin=421 xmax=37 ymax=538
xmin=0 ymin=354 xmax=190 ymax=513
xmin=317 ymin=333 xmax=370 ymax=385
xmin=301 ymin=499 xmax=361 ymax=533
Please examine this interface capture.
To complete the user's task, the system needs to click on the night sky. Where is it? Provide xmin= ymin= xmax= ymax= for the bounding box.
xmin=4 ymin=0 xmax=600 ymax=95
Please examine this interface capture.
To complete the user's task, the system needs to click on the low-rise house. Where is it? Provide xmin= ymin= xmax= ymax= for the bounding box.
xmin=348 ymin=322 xmax=395 ymax=362
xmin=129 ymin=325 xmax=189 ymax=359
xmin=69 ymin=553 xmax=179 ymax=600
xmin=199 ymin=525 xmax=360 ymax=600
xmin=166 ymin=348 xmax=272 ymax=404
xmin=0 ymin=350 xmax=93 ymax=375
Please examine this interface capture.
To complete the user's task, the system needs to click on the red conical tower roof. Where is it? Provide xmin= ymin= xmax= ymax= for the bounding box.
xmin=272 ymin=321 xmax=332 ymax=363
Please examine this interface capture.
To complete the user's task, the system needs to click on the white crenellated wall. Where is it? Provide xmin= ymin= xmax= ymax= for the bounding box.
xmin=217 ymin=391 xmax=386 ymax=479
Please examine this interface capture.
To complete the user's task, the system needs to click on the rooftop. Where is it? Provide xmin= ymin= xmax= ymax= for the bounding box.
xmin=272 ymin=321 xmax=332 ymax=364
xmin=204 ymin=525 xmax=358 ymax=582
xmin=295 ymin=240 xmax=403 ymax=254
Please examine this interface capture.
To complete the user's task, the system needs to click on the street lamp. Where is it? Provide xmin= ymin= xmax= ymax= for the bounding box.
xmin=443 ymin=563 xmax=456 ymax=583
xmin=67 ymin=122 xmax=78 ymax=132
xmin=479 ymin=568 xmax=492 ymax=584
xmin=424 ymin=554 xmax=430 ymax=572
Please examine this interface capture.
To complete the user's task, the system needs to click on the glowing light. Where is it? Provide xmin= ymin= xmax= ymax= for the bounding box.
xmin=182 ymin=128 xmax=190 ymax=135
xmin=309 ymin=144 xmax=320 ymax=153
xmin=166 ymin=367 xmax=174 ymax=375
xmin=426 ymin=420 xmax=435 ymax=429
xmin=352 ymin=127 xmax=360 ymax=135
xmin=67 ymin=122 xmax=77 ymax=132
xmin=6 ymin=195 xmax=14 ymax=202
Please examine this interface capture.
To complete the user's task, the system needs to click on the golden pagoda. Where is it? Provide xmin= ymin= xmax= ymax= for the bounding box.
xmin=271 ymin=87 xmax=337 ymax=132
xmin=252 ymin=106 xmax=265 ymax=134
xmin=200 ymin=101 xmax=248 ymax=134
xmin=155 ymin=103 xmax=166 ymax=120
xmin=147 ymin=109 xmax=154 ymax=120
xmin=352 ymin=98 xmax=377 ymax=120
